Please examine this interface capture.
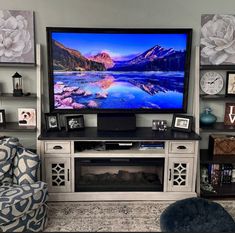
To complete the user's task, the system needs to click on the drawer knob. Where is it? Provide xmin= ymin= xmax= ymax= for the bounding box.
xmin=53 ymin=145 xmax=63 ymax=150
xmin=177 ymin=145 xmax=187 ymax=150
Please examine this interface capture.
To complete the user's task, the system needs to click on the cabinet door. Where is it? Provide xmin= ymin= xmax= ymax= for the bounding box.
xmin=45 ymin=157 xmax=71 ymax=193
xmin=168 ymin=157 xmax=194 ymax=192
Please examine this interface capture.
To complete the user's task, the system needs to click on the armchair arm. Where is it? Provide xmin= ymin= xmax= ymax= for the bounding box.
xmin=13 ymin=147 xmax=40 ymax=185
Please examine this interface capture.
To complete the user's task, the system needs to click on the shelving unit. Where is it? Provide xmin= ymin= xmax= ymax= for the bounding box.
xmin=200 ymin=94 xmax=235 ymax=100
xmin=197 ymin=46 xmax=235 ymax=198
xmin=0 ymin=122 xmax=36 ymax=132
xmin=200 ymin=122 xmax=235 ymax=132
xmin=0 ymin=93 xmax=37 ymax=100
xmin=0 ymin=44 xmax=42 ymax=151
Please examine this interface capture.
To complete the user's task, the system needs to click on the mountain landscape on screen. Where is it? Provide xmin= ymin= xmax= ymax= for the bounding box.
xmin=52 ymin=39 xmax=186 ymax=72
xmin=50 ymin=33 xmax=189 ymax=111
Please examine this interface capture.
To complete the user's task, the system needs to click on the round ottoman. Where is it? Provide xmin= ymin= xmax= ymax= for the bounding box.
xmin=160 ymin=197 xmax=235 ymax=232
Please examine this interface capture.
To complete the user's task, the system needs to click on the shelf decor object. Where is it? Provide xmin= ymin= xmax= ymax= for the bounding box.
xmin=12 ymin=72 xmax=23 ymax=96
xmin=200 ymin=107 xmax=217 ymax=126
xmin=224 ymin=103 xmax=235 ymax=126
xmin=0 ymin=109 xmax=6 ymax=126
xmin=65 ymin=115 xmax=85 ymax=131
xmin=208 ymin=134 xmax=235 ymax=157
xmin=200 ymin=71 xmax=224 ymax=95
xmin=226 ymin=72 xmax=235 ymax=97
xmin=45 ymin=113 xmax=60 ymax=132
xmin=201 ymin=14 xmax=235 ymax=66
xmin=0 ymin=10 xmax=35 ymax=65
xmin=171 ymin=114 xmax=193 ymax=132
xmin=18 ymin=108 xmax=36 ymax=126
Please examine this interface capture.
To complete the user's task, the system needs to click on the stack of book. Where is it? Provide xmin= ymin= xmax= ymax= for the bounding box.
xmin=139 ymin=142 xmax=164 ymax=150
xmin=208 ymin=163 xmax=233 ymax=186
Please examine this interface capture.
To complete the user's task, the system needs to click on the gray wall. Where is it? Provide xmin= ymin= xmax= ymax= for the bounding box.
xmin=0 ymin=0 xmax=233 ymax=148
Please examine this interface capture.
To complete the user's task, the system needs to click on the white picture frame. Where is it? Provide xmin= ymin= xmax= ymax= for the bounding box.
xmin=18 ymin=108 xmax=36 ymax=126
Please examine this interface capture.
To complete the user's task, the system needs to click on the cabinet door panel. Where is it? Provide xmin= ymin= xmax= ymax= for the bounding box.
xmin=168 ymin=157 xmax=194 ymax=192
xmin=45 ymin=157 xmax=71 ymax=193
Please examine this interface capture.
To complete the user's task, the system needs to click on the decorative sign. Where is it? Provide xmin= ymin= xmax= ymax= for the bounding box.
xmin=201 ymin=14 xmax=235 ymax=65
xmin=0 ymin=10 xmax=35 ymax=65
xmin=224 ymin=103 xmax=235 ymax=126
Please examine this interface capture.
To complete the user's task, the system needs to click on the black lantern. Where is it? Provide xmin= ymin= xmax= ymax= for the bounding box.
xmin=12 ymin=72 xmax=23 ymax=97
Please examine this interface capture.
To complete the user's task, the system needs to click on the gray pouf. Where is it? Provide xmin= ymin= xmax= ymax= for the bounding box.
xmin=160 ymin=197 xmax=235 ymax=232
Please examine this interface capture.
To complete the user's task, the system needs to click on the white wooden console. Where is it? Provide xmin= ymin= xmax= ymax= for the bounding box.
xmin=38 ymin=127 xmax=200 ymax=201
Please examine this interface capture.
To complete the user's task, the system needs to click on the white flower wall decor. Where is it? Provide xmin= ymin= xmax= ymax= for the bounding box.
xmin=0 ymin=10 xmax=35 ymax=65
xmin=201 ymin=14 xmax=235 ymax=66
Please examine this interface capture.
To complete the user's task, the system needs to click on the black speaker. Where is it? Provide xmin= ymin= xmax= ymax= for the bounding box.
xmin=97 ymin=113 xmax=136 ymax=131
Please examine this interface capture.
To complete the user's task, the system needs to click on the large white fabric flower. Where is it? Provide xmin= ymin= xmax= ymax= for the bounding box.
xmin=201 ymin=14 xmax=235 ymax=65
xmin=0 ymin=10 xmax=32 ymax=62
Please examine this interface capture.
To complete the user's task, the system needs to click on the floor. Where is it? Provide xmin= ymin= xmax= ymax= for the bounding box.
xmin=45 ymin=200 xmax=235 ymax=232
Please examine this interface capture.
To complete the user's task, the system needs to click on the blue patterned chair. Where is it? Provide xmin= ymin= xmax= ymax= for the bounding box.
xmin=0 ymin=137 xmax=48 ymax=232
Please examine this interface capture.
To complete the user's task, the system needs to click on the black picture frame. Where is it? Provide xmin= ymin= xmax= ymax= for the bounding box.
xmin=65 ymin=115 xmax=84 ymax=131
xmin=0 ymin=110 xmax=6 ymax=126
xmin=45 ymin=113 xmax=60 ymax=131
xmin=225 ymin=72 xmax=235 ymax=97
xmin=171 ymin=114 xmax=193 ymax=132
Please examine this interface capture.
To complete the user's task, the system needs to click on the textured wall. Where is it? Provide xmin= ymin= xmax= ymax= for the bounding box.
xmin=0 ymin=0 xmax=233 ymax=148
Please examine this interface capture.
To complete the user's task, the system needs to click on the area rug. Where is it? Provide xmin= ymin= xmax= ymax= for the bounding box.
xmin=45 ymin=200 xmax=235 ymax=232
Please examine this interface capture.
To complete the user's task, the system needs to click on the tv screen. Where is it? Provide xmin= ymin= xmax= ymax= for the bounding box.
xmin=47 ymin=28 xmax=192 ymax=113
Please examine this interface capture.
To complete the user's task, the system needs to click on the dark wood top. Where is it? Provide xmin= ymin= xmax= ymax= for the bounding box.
xmin=200 ymin=94 xmax=235 ymax=101
xmin=200 ymin=122 xmax=235 ymax=132
xmin=0 ymin=93 xmax=37 ymax=100
xmin=200 ymin=149 xmax=235 ymax=164
xmin=38 ymin=127 xmax=201 ymax=141
xmin=0 ymin=122 xmax=36 ymax=132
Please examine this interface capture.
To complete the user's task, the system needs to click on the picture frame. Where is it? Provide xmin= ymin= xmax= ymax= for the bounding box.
xmin=0 ymin=10 xmax=35 ymax=65
xmin=0 ymin=110 xmax=6 ymax=126
xmin=224 ymin=103 xmax=235 ymax=126
xmin=171 ymin=114 xmax=193 ymax=132
xmin=65 ymin=115 xmax=84 ymax=131
xmin=18 ymin=108 xmax=36 ymax=126
xmin=45 ymin=113 xmax=60 ymax=131
xmin=226 ymin=72 xmax=235 ymax=97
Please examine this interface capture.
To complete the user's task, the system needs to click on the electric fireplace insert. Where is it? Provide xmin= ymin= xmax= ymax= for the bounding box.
xmin=75 ymin=157 xmax=164 ymax=192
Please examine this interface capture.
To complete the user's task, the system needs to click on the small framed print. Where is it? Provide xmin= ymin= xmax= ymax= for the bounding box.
xmin=0 ymin=110 xmax=6 ymax=126
xmin=224 ymin=103 xmax=235 ymax=126
xmin=65 ymin=115 xmax=84 ymax=131
xmin=45 ymin=113 xmax=60 ymax=131
xmin=226 ymin=72 xmax=235 ymax=97
xmin=18 ymin=108 xmax=36 ymax=126
xmin=171 ymin=114 xmax=193 ymax=132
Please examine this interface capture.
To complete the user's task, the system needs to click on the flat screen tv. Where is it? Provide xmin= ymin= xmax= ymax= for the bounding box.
xmin=47 ymin=27 xmax=192 ymax=113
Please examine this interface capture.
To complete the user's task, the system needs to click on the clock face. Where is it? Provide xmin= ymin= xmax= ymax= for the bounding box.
xmin=200 ymin=71 xmax=224 ymax=95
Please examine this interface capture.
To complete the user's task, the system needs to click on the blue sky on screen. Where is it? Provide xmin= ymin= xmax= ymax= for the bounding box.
xmin=52 ymin=32 xmax=187 ymax=60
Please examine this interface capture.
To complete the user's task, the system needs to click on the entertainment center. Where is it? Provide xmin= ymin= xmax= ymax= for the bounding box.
xmin=37 ymin=27 xmax=201 ymax=201
xmin=39 ymin=127 xmax=200 ymax=201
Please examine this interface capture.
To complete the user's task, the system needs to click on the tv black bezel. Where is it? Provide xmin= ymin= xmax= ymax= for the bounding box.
xmin=47 ymin=27 xmax=192 ymax=114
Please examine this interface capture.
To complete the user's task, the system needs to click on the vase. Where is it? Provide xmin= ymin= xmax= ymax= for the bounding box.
xmin=200 ymin=107 xmax=217 ymax=126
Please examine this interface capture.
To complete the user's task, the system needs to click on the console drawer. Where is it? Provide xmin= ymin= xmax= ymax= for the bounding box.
xmin=44 ymin=141 xmax=71 ymax=154
xmin=169 ymin=142 xmax=195 ymax=154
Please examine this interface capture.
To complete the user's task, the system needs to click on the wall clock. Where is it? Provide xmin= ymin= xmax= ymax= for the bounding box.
xmin=200 ymin=71 xmax=224 ymax=95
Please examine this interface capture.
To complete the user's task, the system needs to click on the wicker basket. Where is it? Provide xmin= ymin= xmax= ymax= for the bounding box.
xmin=208 ymin=134 xmax=235 ymax=156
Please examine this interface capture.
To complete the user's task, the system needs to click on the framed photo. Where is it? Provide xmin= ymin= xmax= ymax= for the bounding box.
xmin=45 ymin=113 xmax=60 ymax=131
xmin=65 ymin=115 xmax=84 ymax=131
xmin=171 ymin=114 xmax=193 ymax=132
xmin=224 ymin=103 xmax=235 ymax=126
xmin=18 ymin=108 xmax=36 ymax=126
xmin=0 ymin=110 xmax=6 ymax=126
xmin=226 ymin=72 xmax=235 ymax=96
xmin=0 ymin=10 xmax=35 ymax=65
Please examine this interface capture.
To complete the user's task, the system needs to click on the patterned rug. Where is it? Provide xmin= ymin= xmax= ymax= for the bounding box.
xmin=45 ymin=200 xmax=235 ymax=232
